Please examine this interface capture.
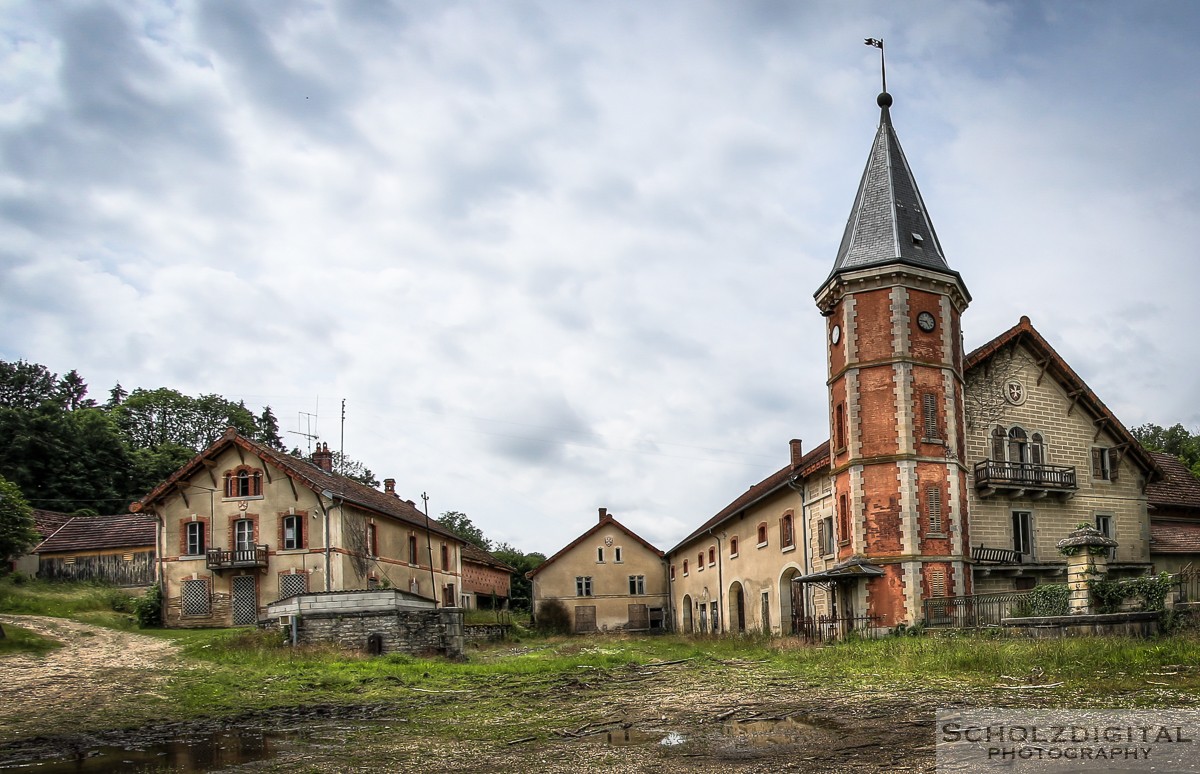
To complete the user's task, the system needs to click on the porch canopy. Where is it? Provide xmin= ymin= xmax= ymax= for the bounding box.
xmin=794 ymin=557 xmax=884 ymax=585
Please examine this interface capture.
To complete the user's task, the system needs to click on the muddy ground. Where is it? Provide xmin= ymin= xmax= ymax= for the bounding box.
xmin=0 ymin=617 xmax=1146 ymax=772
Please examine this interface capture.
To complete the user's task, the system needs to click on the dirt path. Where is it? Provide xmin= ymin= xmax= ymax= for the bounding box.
xmin=0 ymin=616 xmax=181 ymax=741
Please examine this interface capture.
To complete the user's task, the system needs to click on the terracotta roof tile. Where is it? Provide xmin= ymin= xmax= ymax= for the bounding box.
xmin=30 ymin=509 xmax=73 ymax=540
xmin=1150 ymin=521 xmax=1200 ymax=554
xmin=133 ymin=429 xmax=462 ymax=544
xmin=461 ymin=543 xmax=517 ymax=573
xmin=1146 ymin=452 xmax=1200 ymax=512
xmin=668 ymin=440 xmax=831 ymax=554
xmin=35 ymin=513 xmax=156 ymax=554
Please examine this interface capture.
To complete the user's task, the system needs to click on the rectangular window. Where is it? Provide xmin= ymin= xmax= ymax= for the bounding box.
xmin=234 ymin=519 xmax=254 ymax=552
xmin=838 ymin=494 xmax=850 ymax=544
xmin=922 ymin=393 xmax=939 ymax=440
xmin=930 ymin=569 xmax=946 ymax=598
xmin=926 ymin=487 xmax=943 ymax=534
xmin=408 ymin=534 xmax=417 ymax=564
xmin=283 ymin=515 xmax=303 ymax=550
xmin=614 ymin=547 xmax=622 ymax=563
xmin=1096 ymin=514 xmax=1115 ymax=559
xmin=729 ymin=537 xmax=739 ymax=557
xmin=670 ymin=565 xmax=676 ymax=581
xmin=708 ymin=547 xmax=716 ymax=566
xmin=366 ymin=524 xmax=378 ymax=557
xmin=1012 ymin=511 xmax=1033 ymax=558
xmin=443 ymin=583 xmax=455 ymax=607
xmin=819 ymin=517 xmax=834 ymax=556
xmin=628 ymin=575 xmax=645 ymax=595
xmin=1092 ymin=448 xmax=1119 ymax=481
xmin=576 ymin=576 xmax=593 ymax=597
xmin=835 ymin=403 xmax=847 ymax=450
xmin=756 ymin=524 xmax=767 ymax=547
xmin=597 ymin=547 xmax=604 ymax=563
xmin=780 ymin=515 xmax=794 ymax=548
xmin=181 ymin=578 xmax=210 ymax=616
xmin=185 ymin=522 xmax=205 ymax=556
xmin=441 ymin=544 xmax=450 ymax=571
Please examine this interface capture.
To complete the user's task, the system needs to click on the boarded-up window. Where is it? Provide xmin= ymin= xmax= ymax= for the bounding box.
xmin=780 ymin=514 xmax=795 ymax=548
xmin=627 ymin=603 xmax=649 ymax=630
xmin=835 ymin=403 xmax=847 ymax=450
xmin=574 ymin=605 xmax=596 ymax=633
xmin=926 ymin=487 xmax=943 ymax=534
xmin=181 ymin=578 xmax=210 ymax=616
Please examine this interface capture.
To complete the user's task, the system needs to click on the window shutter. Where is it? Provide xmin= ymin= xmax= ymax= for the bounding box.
xmin=1109 ymin=448 xmax=1120 ymax=482
xmin=991 ymin=427 xmax=1006 ymax=461
xmin=926 ymin=487 xmax=942 ymax=533
xmin=817 ymin=519 xmax=827 ymax=553
xmin=923 ymin=393 xmax=938 ymax=439
xmin=1091 ymin=448 xmax=1103 ymax=478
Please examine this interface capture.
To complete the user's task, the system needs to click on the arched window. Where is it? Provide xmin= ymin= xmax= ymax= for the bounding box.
xmin=224 ymin=467 xmax=263 ymax=498
xmin=991 ymin=426 xmax=1007 ymax=461
xmin=756 ymin=523 xmax=768 ymax=546
xmin=698 ymin=552 xmax=704 ymax=570
xmin=683 ymin=559 xmax=689 ymax=576
xmin=1008 ymin=426 xmax=1029 ymax=463
xmin=708 ymin=547 xmax=716 ymax=566
xmin=1030 ymin=433 xmax=1045 ymax=465
xmin=780 ymin=514 xmax=795 ymax=548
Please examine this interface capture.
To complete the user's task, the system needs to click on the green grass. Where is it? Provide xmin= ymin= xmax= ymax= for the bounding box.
xmin=0 ymin=621 xmax=63 ymax=656
xmin=0 ymin=577 xmax=139 ymax=621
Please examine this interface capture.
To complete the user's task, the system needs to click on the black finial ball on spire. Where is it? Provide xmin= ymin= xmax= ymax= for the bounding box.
xmin=877 ymin=91 xmax=893 ymax=108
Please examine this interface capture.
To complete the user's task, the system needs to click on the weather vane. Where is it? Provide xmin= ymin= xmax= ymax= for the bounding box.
xmin=864 ymin=37 xmax=886 ymax=93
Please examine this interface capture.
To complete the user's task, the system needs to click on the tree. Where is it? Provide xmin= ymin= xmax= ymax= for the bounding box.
xmin=256 ymin=406 xmax=285 ymax=450
xmin=333 ymin=451 xmax=379 ymax=488
xmin=106 ymin=383 xmax=127 ymax=409
xmin=492 ymin=542 xmax=546 ymax=611
xmin=57 ymin=369 xmax=94 ymax=411
xmin=0 ymin=475 xmax=37 ymax=564
xmin=437 ymin=511 xmax=490 ymax=550
xmin=112 ymin=388 xmax=260 ymax=451
xmin=0 ymin=360 xmax=59 ymax=410
xmin=1132 ymin=423 xmax=1200 ymax=478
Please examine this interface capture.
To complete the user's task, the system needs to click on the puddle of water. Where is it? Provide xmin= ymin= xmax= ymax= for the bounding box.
xmin=725 ymin=716 xmax=818 ymax=747
xmin=1 ymin=721 xmax=383 ymax=773
xmin=2 ymin=729 xmax=279 ymax=773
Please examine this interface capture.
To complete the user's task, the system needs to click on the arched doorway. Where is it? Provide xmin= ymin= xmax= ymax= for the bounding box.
xmin=779 ymin=567 xmax=803 ymax=635
xmin=729 ymin=581 xmax=746 ymax=633
xmin=681 ymin=594 xmax=693 ymax=634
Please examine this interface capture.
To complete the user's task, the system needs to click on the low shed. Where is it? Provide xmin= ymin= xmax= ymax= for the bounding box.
xmin=266 ymin=589 xmax=464 ymax=658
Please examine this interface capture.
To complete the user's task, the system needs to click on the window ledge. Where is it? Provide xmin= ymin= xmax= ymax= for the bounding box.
xmin=180 ymin=554 xmax=205 ymax=560
xmin=757 ymin=541 xmax=768 ymax=549
xmin=922 ymin=438 xmax=945 ymax=446
xmin=838 ymin=539 xmax=851 ymax=547
xmin=278 ymin=548 xmax=307 ymax=554
xmin=821 ymin=552 xmax=835 ymax=560
xmin=925 ymin=532 xmax=948 ymax=539
xmin=221 ymin=495 xmax=265 ymax=502
xmin=729 ymin=552 xmax=739 ymax=560
xmin=780 ymin=545 xmax=796 ymax=554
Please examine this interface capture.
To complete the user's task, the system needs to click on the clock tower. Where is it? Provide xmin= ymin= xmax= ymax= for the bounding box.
xmin=814 ymin=91 xmax=972 ymax=626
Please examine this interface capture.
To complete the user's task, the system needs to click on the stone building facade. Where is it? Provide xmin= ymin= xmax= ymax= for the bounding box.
xmin=528 ymin=509 xmax=668 ymax=633
xmin=133 ymin=429 xmax=467 ymax=628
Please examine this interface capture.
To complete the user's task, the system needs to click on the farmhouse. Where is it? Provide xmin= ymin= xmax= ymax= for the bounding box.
xmin=132 ymin=428 xmax=468 ymax=628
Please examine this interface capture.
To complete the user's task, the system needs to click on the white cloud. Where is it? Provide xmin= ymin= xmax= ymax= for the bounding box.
xmin=2 ymin=0 xmax=1198 ymax=554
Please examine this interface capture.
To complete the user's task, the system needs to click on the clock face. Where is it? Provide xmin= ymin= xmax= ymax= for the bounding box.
xmin=917 ymin=311 xmax=936 ymax=332
xmin=830 ymin=324 xmax=841 ymax=345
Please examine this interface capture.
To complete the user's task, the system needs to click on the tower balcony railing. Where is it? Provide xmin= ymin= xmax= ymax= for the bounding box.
xmin=973 ymin=460 xmax=1077 ymax=498
xmin=206 ymin=545 xmax=269 ymax=570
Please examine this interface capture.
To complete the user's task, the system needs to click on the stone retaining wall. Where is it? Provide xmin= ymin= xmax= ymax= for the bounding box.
xmin=1001 ymin=611 xmax=1160 ymax=638
xmin=463 ymin=623 xmax=510 ymax=643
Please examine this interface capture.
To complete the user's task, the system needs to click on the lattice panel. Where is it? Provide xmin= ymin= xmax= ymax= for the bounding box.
xmin=232 ymin=575 xmax=257 ymax=625
xmin=181 ymin=579 xmax=210 ymax=616
xmin=278 ymin=573 xmax=307 ymax=601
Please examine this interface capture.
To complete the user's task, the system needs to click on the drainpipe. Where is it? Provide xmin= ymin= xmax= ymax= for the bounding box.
xmin=318 ymin=490 xmax=336 ymax=592
xmin=421 ymin=492 xmax=438 ymax=606
xmin=709 ymin=527 xmax=724 ymax=634
xmin=664 ymin=555 xmax=674 ymax=633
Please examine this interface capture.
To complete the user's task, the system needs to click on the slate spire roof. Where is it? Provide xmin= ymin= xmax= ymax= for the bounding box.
xmin=826 ymin=91 xmax=953 ymax=281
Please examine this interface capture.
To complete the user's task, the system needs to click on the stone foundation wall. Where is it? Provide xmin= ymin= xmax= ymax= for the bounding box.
xmin=463 ymin=623 xmax=510 ymax=643
xmin=1001 ymin=611 xmax=1160 ymax=638
xmin=294 ymin=608 xmax=464 ymax=657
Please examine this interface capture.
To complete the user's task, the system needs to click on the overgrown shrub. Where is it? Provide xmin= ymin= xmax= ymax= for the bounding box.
xmin=1090 ymin=573 xmax=1173 ymax=614
xmin=534 ymin=599 xmax=571 ymax=635
xmin=1026 ymin=584 xmax=1070 ymax=617
xmin=131 ymin=583 xmax=163 ymax=628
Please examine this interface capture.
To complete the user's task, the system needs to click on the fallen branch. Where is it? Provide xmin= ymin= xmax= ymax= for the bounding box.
xmin=714 ymin=708 xmax=741 ymax=721
xmin=994 ymin=682 xmax=1064 ymax=690
xmin=410 ymin=687 xmax=470 ymax=694
xmin=638 ymin=658 xmax=695 ymax=668
xmin=506 ymin=736 xmax=537 ymax=746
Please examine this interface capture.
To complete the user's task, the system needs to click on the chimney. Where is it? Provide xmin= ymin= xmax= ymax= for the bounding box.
xmin=384 ymin=478 xmax=397 ymax=496
xmin=790 ymin=439 xmax=804 ymax=469
xmin=598 ymin=507 xmax=608 ymax=522
xmin=312 ymin=442 xmax=334 ymax=473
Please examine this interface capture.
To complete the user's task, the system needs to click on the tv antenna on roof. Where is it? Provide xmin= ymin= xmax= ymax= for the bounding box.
xmin=287 ymin=400 xmax=319 ymax=454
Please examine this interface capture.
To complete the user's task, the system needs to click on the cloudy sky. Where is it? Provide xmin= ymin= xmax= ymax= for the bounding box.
xmin=2 ymin=1 xmax=1198 ymax=556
